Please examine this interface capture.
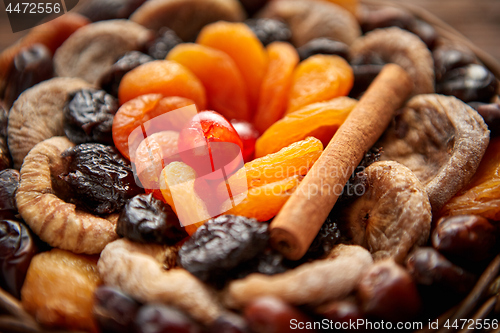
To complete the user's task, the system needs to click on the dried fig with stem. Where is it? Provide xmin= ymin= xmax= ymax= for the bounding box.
xmin=338 ymin=161 xmax=432 ymax=263
xmin=54 ymin=20 xmax=152 ymax=85
xmin=8 ymin=77 xmax=92 ymax=169
xmin=130 ymin=0 xmax=245 ymax=42
xmin=377 ymin=94 xmax=490 ymax=213
xmin=350 ymin=27 xmax=434 ymax=95
xmin=15 ymin=137 xmax=118 ymax=254
xmin=258 ymin=0 xmax=361 ymax=47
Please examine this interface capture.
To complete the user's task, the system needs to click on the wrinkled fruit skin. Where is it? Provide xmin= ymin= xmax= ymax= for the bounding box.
xmin=93 ymin=285 xmax=141 ymax=333
xmin=62 ymin=143 xmax=142 ymax=215
xmin=305 ymin=217 xmax=341 ymax=259
xmin=117 ymin=193 xmax=187 ymax=245
xmin=0 ymin=169 xmax=20 ymax=212
xmin=147 ymin=27 xmax=183 ymax=59
xmin=0 ymin=219 xmax=38 ymax=298
xmin=134 ymin=304 xmax=201 ymax=333
xmin=177 ymin=215 xmax=269 ymax=285
xmin=64 ymin=89 xmax=118 ymax=145
xmin=231 ymin=248 xmax=293 ymax=280
xmin=297 ymin=38 xmax=349 ymax=61
xmin=245 ymin=19 xmax=292 ymax=46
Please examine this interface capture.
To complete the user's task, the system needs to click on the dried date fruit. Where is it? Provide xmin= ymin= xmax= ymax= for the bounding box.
xmin=245 ymin=19 xmax=291 ymax=46
xmin=470 ymin=102 xmax=500 ymax=137
xmin=0 ymin=169 xmax=19 ymax=212
xmin=208 ymin=312 xmax=250 ymax=333
xmin=317 ymin=300 xmax=364 ymax=325
xmin=436 ymin=64 xmax=498 ymax=103
xmin=64 ymin=89 xmax=118 ymax=145
xmin=0 ymin=219 xmax=38 ymax=298
xmin=78 ymin=0 xmax=147 ymax=22
xmin=99 ymin=51 xmax=154 ymax=97
xmin=406 ymin=247 xmax=476 ymax=295
xmin=3 ymin=44 xmax=53 ymax=109
xmin=117 ymin=193 xmax=187 ymax=245
xmin=377 ymin=94 xmax=489 ymax=212
xmin=135 ymin=304 xmax=201 ymax=333
xmin=358 ymin=259 xmax=421 ymax=322
xmin=93 ymin=285 xmax=141 ymax=333
xmin=62 ymin=143 xmax=142 ymax=215
xmin=410 ymin=20 xmax=437 ymax=50
xmin=433 ymin=215 xmax=498 ymax=263
xmin=146 ymin=28 xmax=182 ymax=60
xmin=339 ymin=161 xmax=431 ymax=263
xmin=177 ymin=215 xmax=269 ymax=284
xmin=433 ymin=45 xmax=476 ymax=82
xmin=297 ymin=38 xmax=349 ymax=61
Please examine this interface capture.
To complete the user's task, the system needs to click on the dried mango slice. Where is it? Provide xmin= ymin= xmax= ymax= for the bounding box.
xmin=256 ymin=97 xmax=357 ymax=157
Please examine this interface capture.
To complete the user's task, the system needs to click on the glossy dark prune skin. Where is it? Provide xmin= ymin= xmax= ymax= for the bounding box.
xmin=348 ymin=64 xmax=384 ymax=99
xmin=245 ymin=19 xmax=292 ymax=46
xmin=0 ymin=219 xmax=38 ymax=298
xmin=3 ymin=44 xmax=53 ymax=108
xmin=297 ymin=38 xmax=349 ymax=61
xmin=0 ymin=169 xmax=19 ymax=213
xmin=61 ymin=144 xmax=142 ymax=215
xmin=99 ymin=51 xmax=154 ymax=97
xmin=306 ymin=217 xmax=340 ymax=259
xmin=178 ymin=215 xmax=269 ymax=284
xmin=433 ymin=46 xmax=476 ymax=82
xmin=64 ymin=89 xmax=118 ymax=145
xmin=432 ymin=215 xmax=498 ymax=263
xmin=469 ymin=101 xmax=500 ymax=137
xmin=79 ymin=0 xmax=147 ymax=22
xmin=134 ymin=304 xmax=201 ymax=333
xmin=147 ymin=27 xmax=182 ymax=60
xmin=93 ymin=285 xmax=141 ymax=333
xmin=231 ymin=248 xmax=291 ymax=280
xmin=117 ymin=193 xmax=187 ymax=245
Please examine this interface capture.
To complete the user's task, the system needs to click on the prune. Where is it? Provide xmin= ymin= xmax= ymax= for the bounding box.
xmin=99 ymin=51 xmax=154 ymax=97
xmin=239 ymin=0 xmax=269 ymax=16
xmin=305 ymin=217 xmax=340 ymax=259
xmin=177 ymin=215 xmax=269 ymax=284
xmin=297 ymin=38 xmax=349 ymax=61
xmin=3 ymin=44 xmax=53 ymax=109
xmin=410 ymin=20 xmax=437 ymax=50
xmin=436 ymin=64 xmax=498 ymax=103
xmin=433 ymin=46 xmax=476 ymax=82
xmin=231 ymin=248 xmax=291 ymax=280
xmin=147 ymin=27 xmax=182 ymax=60
xmin=406 ymin=247 xmax=476 ymax=294
xmin=208 ymin=313 xmax=250 ymax=333
xmin=245 ymin=19 xmax=291 ymax=46
xmin=0 ymin=105 xmax=11 ymax=171
xmin=0 ymin=169 xmax=20 ymax=212
xmin=432 ymin=215 xmax=498 ymax=263
xmin=61 ymin=143 xmax=142 ymax=215
xmin=64 ymin=89 xmax=118 ymax=145
xmin=117 ymin=193 xmax=187 ymax=245
xmin=0 ymin=219 xmax=38 ymax=298
xmin=79 ymin=0 xmax=147 ymax=22
xmin=469 ymin=101 xmax=500 ymax=136
xmin=348 ymin=64 xmax=384 ymax=99
xmin=134 ymin=304 xmax=201 ymax=333
xmin=93 ymin=285 xmax=141 ymax=333
xmin=357 ymin=259 xmax=421 ymax=321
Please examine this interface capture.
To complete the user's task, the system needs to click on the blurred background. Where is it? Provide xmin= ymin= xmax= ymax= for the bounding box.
xmin=0 ymin=0 xmax=499 ymax=63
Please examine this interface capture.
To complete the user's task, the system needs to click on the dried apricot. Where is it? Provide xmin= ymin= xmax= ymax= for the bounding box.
xmin=256 ymin=97 xmax=357 ymax=157
xmin=167 ymin=44 xmax=251 ymax=121
xmin=112 ymin=94 xmax=194 ymax=160
xmin=253 ymin=42 xmax=299 ymax=133
xmin=21 ymin=249 xmax=100 ymax=332
xmin=118 ymin=60 xmax=206 ymax=108
xmin=440 ymin=138 xmax=500 ymax=220
xmin=197 ymin=21 xmax=268 ymax=112
xmin=286 ymin=55 xmax=353 ymax=114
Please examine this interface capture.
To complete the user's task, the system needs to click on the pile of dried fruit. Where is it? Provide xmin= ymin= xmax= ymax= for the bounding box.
xmin=0 ymin=0 xmax=499 ymax=332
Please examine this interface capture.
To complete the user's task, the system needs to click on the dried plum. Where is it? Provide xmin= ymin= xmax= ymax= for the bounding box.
xmin=99 ymin=51 xmax=154 ymax=97
xmin=231 ymin=249 xmax=290 ymax=280
xmin=349 ymin=64 xmax=384 ymax=99
xmin=0 ymin=219 xmax=38 ymax=298
xmin=3 ymin=44 xmax=53 ymax=109
xmin=245 ymin=19 xmax=291 ymax=46
xmin=61 ymin=143 xmax=142 ymax=215
xmin=239 ymin=0 xmax=269 ymax=16
xmin=469 ymin=101 xmax=500 ymax=136
xmin=134 ymin=304 xmax=201 ymax=333
xmin=297 ymin=38 xmax=349 ymax=61
xmin=177 ymin=215 xmax=268 ymax=284
xmin=64 ymin=89 xmax=118 ymax=145
xmin=116 ymin=193 xmax=187 ymax=245
xmin=305 ymin=217 xmax=341 ymax=259
xmin=79 ymin=0 xmax=147 ymax=22
xmin=0 ymin=169 xmax=20 ymax=213
xmin=410 ymin=20 xmax=437 ymax=50
xmin=433 ymin=46 xmax=476 ymax=82
xmin=147 ymin=27 xmax=182 ymax=60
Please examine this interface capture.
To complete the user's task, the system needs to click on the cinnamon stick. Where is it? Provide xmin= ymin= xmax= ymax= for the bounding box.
xmin=269 ymin=63 xmax=413 ymax=260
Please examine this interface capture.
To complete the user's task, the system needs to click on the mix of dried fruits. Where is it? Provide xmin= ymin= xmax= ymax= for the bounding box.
xmin=0 ymin=0 xmax=499 ymax=332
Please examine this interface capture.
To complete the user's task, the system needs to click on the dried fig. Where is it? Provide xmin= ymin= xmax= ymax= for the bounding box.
xmin=15 ymin=137 xmax=118 ymax=254
xmin=377 ymin=94 xmax=490 ymax=212
xmin=130 ymin=0 xmax=245 ymax=42
xmin=8 ymin=77 xmax=92 ymax=169
xmin=0 ymin=104 xmax=11 ymax=171
xmin=339 ymin=161 xmax=432 ymax=263
xmin=54 ymin=20 xmax=152 ymax=85
xmin=258 ymin=0 xmax=361 ymax=47
xmin=98 ymin=238 xmax=223 ymax=325
xmin=350 ymin=27 xmax=434 ymax=95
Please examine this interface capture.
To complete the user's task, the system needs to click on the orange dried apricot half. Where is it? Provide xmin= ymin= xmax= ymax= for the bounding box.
xmin=21 ymin=249 xmax=100 ymax=332
xmin=118 ymin=60 xmax=207 ymax=109
xmin=254 ymin=42 xmax=299 ymax=133
xmin=197 ymin=21 xmax=268 ymax=112
xmin=256 ymin=97 xmax=357 ymax=157
xmin=112 ymin=94 xmax=194 ymax=160
xmin=167 ymin=43 xmax=251 ymax=121
xmin=286 ymin=54 xmax=353 ymax=114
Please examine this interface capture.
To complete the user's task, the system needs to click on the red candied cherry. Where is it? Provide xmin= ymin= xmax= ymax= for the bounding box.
xmin=230 ymin=119 xmax=260 ymax=162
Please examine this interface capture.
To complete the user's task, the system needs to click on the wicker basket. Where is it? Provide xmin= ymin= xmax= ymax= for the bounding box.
xmin=1 ymin=1 xmax=499 ymax=332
